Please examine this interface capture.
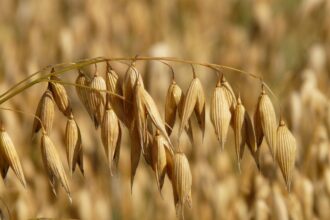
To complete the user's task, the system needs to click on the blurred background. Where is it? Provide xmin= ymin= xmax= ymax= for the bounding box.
xmin=0 ymin=0 xmax=330 ymax=219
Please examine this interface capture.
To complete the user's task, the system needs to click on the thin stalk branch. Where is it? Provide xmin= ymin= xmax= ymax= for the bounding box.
xmin=0 ymin=107 xmax=45 ymax=133
xmin=0 ymin=56 xmax=268 ymax=105
xmin=46 ymin=79 xmax=126 ymax=101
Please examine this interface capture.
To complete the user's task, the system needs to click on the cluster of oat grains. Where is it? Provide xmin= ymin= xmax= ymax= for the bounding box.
xmin=0 ymin=58 xmax=297 ymax=219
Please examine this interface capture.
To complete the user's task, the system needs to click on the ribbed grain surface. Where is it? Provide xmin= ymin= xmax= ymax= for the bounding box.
xmin=88 ymin=74 xmax=106 ymax=128
xmin=101 ymin=105 xmax=121 ymax=175
xmin=276 ymin=120 xmax=296 ymax=191
xmin=221 ymin=76 xmax=237 ymax=113
xmin=165 ymin=81 xmax=183 ymax=135
xmin=123 ymin=65 xmax=144 ymax=115
xmin=41 ymin=133 xmax=71 ymax=200
xmin=75 ymin=72 xmax=93 ymax=119
xmin=258 ymin=90 xmax=277 ymax=159
xmin=173 ymin=152 xmax=192 ymax=219
xmin=32 ymin=89 xmax=55 ymax=134
xmin=179 ymin=77 xmax=205 ymax=138
xmin=65 ymin=114 xmax=83 ymax=175
xmin=210 ymin=82 xmax=231 ymax=150
xmin=49 ymin=75 xmax=71 ymax=116
xmin=0 ymin=129 xmax=26 ymax=187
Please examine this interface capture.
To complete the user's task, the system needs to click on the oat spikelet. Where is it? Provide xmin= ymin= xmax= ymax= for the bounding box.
xmin=178 ymin=75 xmax=205 ymax=139
xmin=221 ymin=75 xmax=237 ymax=112
xmin=276 ymin=119 xmax=296 ymax=191
xmin=105 ymin=67 xmax=119 ymax=99
xmin=134 ymin=82 xmax=148 ymax=150
xmin=41 ymin=132 xmax=71 ymax=201
xmin=101 ymin=103 xmax=121 ymax=175
xmin=210 ymin=80 xmax=231 ymax=150
xmin=105 ymin=68 xmax=126 ymax=126
xmin=165 ymin=81 xmax=183 ymax=135
xmin=151 ymin=131 xmax=167 ymax=192
xmin=122 ymin=64 xmax=144 ymax=114
xmin=75 ymin=71 xmax=93 ymax=118
xmin=233 ymin=96 xmax=246 ymax=171
xmin=65 ymin=113 xmax=83 ymax=175
xmin=32 ymin=89 xmax=55 ymax=135
xmin=172 ymin=152 xmax=192 ymax=219
xmin=257 ymin=87 xmax=277 ymax=159
xmin=88 ymin=72 xmax=106 ymax=128
xmin=139 ymin=86 xmax=172 ymax=147
xmin=0 ymin=125 xmax=26 ymax=187
xmin=49 ymin=73 xmax=72 ymax=117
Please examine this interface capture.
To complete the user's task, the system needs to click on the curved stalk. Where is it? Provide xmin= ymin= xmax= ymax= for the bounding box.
xmin=0 ymin=56 xmax=270 ymax=105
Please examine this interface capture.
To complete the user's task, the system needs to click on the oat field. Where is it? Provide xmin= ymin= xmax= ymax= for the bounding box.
xmin=0 ymin=0 xmax=330 ymax=220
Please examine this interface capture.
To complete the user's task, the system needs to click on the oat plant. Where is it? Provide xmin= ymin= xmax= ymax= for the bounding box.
xmin=0 ymin=56 xmax=297 ymax=219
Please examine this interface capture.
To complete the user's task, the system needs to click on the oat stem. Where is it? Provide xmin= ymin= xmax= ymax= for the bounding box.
xmin=0 ymin=56 xmax=272 ymax=105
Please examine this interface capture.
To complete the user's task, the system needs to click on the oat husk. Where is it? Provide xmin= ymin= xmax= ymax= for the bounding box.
xmin=134 ymin=82 xmax=148 ymax=150
xmin=65 ymin=113 xmax=84 ymax=175
xmin=178 ymin=74 xmax=205 ymax=140
xmin=87 ymin=72 xmax=106 ymax=128
xmin=49 ymin=71 xmax=72 ymax=117
xmin=105 ymin=66 xmax=126 ymax=125
xmin=32 ymin=89 xmax=55 ymax=135
xmin=41 ymin=132 xmax=71 ymax=201
xmin=0 ymin=125 xmax=26 ymax=187
xmin=75 ymin=70 xmax=93 ymax=119
xmin=276 ymin=119 xmax=296 ymax=191
xmin=210 ymin=80 xmax=232 ymax=150
xmin=256 ymin=87 xmax=277 ymax=159
xmin=122 ymin=64 xmax=144 ymax=115
xmin=221 ymin=75 xmax=237 ymax=113
xmin=151 ymin=130 xmax=168 ymax=192
xmin=137 ymin=85 xmax=172 ymax=148
xmin=101 ymin=103 xmax=121 ymax=175
xmin=165 ymin=81 xmax=183 ymax=135
xmin=172 ymin=152 xmax=192 ymax=219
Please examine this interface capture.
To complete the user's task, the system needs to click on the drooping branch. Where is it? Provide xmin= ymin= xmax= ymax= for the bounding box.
xmin=0 ymin=56 xmax=265 ymax=105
